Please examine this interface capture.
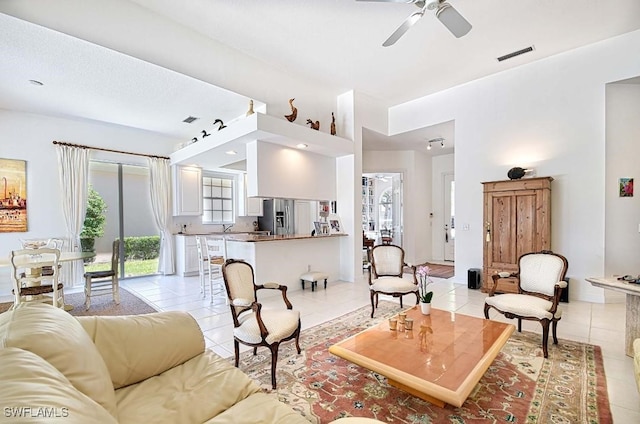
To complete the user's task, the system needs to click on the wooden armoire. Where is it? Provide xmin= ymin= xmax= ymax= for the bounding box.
xmin=482 ymin=177 xmax=553 ymax=293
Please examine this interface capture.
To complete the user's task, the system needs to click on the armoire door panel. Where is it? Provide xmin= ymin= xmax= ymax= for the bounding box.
xmin=489 ymin=195 xmax=515 ymax=266
xmin=515 ymin=193 xmax=536 ymax=258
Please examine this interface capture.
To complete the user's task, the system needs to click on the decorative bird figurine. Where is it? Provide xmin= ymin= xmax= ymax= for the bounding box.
xmin=191 ymin=137 xmax=198 ymax=143
xmin=246 ymin=100 xmax=255 ymax=117
xmin=213 ymin=119 xmax=227 ymax=131
xmin=284 ymin=98 xmax=297 ymax=122
xmin=201 ymin=130 xmax=210 ymax=138
xmin=306 ymin=119 xmax=320 ymax=131
xmin=330 ymin=112 xmax=336 ymax=136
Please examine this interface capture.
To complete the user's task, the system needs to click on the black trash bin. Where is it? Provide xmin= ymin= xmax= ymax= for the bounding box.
xmin=468 ymin=268 xmax=481 ymax=289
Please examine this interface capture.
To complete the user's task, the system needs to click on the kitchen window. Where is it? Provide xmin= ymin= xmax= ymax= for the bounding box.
xmin=202 ymin=173 xmax=234 ymax=224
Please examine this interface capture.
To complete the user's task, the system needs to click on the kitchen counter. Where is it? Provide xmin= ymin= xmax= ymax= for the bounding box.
xmin=224 ymin=233 xmax=347 ymax=242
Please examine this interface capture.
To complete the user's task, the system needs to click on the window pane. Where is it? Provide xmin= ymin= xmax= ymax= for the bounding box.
xmin=222 ymin=187 xmax=232 ymax=198
xmin=223 ymin=211 xmax=233 ymax=222
xmin=222 ymin=179 xmax=232 ymax=187
xmin=212 ymin=186 xmax=222 ymax=197
xmin=203 ymin=185 xmax=212 ymax=197
xmin=222 ymin=199 xmax=232 ymax=210
xmin=213 ymin=199 xmax=222 ymax=210
xmin=212 ymin=211 xmax=222 ymax=221
xmin=203 ymin=211 xmax=213 ymax=222
xmin=203 ymin=198 xmax=212 ymax=210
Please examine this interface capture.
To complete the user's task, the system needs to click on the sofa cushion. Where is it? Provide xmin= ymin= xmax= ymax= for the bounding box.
xmin=0 ymin=303 xmax=118 ymax=418
xmin=0 ymin=347 xmax=117 ymax=424
xmin=77 ymin=311 xmax=205 ymax=389
xmin=203 ymin=392 xmax=309 ymax=424
xmin=114 ymin=350 xmax=262 ymax=424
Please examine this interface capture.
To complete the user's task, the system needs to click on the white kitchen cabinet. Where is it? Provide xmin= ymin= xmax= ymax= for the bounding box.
xmin=237 ymin=173 xmax=263 ymax=217
xmin=175 ymin=235 xmax=200 ymax=276
xmin=173 ymin=165 xmax=203 ymax=216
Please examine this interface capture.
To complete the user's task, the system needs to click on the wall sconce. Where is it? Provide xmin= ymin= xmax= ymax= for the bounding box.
xmin=427 ymin=137 xmax=445 ymax=150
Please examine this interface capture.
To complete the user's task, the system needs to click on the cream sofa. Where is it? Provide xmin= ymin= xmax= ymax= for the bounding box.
xmin=0 ymin=302 xmax=309 ymax=423
xmin=634 ymin=338 xmax=640 ymax=394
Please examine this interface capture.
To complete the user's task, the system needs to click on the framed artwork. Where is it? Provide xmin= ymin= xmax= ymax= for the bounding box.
xmin=620 ymin=178 xmax=634 ymax=197
xmin=0 ymin=158 xmax=28 ymax=233
xmin=319 ymin=222 xmax=330 ymax=236
xmin=329 ymin=214 xmax=344 ymax=234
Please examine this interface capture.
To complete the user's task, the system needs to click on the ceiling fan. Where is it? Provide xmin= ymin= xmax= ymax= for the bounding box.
xmin=357 ymin=0 xmax=472 ymax=47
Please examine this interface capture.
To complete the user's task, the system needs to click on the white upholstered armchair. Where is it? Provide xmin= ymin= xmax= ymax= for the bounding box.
xmin=221 ymin=259 xmax=301 ymax=389
xmin=368 ymin=244 xmax=418 ymax=318
xmin=484 ymin=250 xmax=568 ymax=358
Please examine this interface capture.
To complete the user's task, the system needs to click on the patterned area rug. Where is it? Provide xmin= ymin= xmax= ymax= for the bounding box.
xmin=237 ymin=302 xmax=612 ymax=423
xmin=0 ymin=288 xmax=157 ymax=316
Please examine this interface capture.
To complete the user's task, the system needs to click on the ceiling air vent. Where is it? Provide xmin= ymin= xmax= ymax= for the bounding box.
xmin=497 ymin=46 xmax=535 ymax=62
xmin=182 ymin=116 xmax=199 ymax=124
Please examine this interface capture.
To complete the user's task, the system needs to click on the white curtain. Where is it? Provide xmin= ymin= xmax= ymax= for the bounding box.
xmin=148 ymin=157 xmax=175 ymax=275
xmin=55 ymin=145 xmax=90 ymax=287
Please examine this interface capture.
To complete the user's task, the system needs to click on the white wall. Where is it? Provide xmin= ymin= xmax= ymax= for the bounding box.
xmin=389 ymin=30 xmax=640 ymax=302
xmin=0 ymin=109 xmax=179 ymax=291
xmin=605 ymin=81 xmax=640 ymax=302
xmin=246 ymin=140 xmax=336 ymax=201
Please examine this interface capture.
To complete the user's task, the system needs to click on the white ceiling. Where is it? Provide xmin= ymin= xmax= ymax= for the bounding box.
xmin=1 ymin=0 xmax=639 ymax=154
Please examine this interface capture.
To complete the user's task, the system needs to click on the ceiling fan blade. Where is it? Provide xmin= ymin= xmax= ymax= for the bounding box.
xmin=382 ymin=10 xmax=424 ymax=47
xmin=435 ymin=3 xmax=472 ymax=38
xmin=356 ymin=1 xmax=420 ymax=3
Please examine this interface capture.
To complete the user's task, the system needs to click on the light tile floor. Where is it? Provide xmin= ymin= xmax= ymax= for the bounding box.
xmin=5 ymin=271 xmax=638 ymax=421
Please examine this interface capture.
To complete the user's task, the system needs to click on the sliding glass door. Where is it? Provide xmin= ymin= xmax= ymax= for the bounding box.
xmin=83 ymin=161 xmax=159 ymax=278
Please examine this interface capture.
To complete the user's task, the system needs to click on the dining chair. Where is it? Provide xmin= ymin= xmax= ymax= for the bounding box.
xmin=83 ymin=240 xmax=120 ymax=310
xmin=380 ymin=229 xmax=393 ymax=245
xmin=205 ymin=236 xmax=226 ymax=303
xmin=222 ymin=259 xmax=301 ymax=389
xmin=195 ymin=236 xmax=210 ymax=299
xmin=484 ymin=250 xmax=568 ymax=358
xmin=368 ymin=244 xmax=418 ymax=318
xmin=11 ymin=248 xmax=65 ymax=308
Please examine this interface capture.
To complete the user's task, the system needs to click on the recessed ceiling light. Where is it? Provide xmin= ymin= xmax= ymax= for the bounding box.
xmin=225 ymin=150 xmax=237 ymax=155
xmin=28 ymin=80 xmax=43 ymax=86
xmin=296 ymin=143 xmax=308 ymax=149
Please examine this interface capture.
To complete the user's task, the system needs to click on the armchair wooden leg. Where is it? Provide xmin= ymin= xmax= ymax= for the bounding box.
xmin=234 ymin=340 xmax=240 ymax=367
xmin=294 ymin=324 xmax=302 ymax=354
xmin=552 ymin=319 xmax=559 ymax=345
xmin=483 ymin=304 xmax=490 ymax=319
xmin=370 ymin=291 xmax=376 ymax=318
xmin=414 ymin=292 xmax=419 ymax=305
xmin=541 ymin=319 xmax=550 ymax=358
xmin=253 ymin=347 xmax=258 ymax=356
xmin=399 ymin=296 xmax=403 ymax=308
xmin=517 ymin=318 xmax=522 ymax=333
xmin=270 ymin=344 xmax=279 ymax=390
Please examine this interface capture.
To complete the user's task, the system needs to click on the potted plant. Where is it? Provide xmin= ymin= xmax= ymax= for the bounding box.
xmin=80 ymin=186 xmax=107 ymax=262
xmin=417 ymin=265 xmax=433 ymax=315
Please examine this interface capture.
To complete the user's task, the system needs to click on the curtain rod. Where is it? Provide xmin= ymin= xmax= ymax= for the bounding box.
xmin=52 ymin=141 xmax=170 ymax=160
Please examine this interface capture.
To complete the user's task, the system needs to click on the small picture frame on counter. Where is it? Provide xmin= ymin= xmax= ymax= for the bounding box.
xmin=328 ymin=214 xmax=343 ymax=234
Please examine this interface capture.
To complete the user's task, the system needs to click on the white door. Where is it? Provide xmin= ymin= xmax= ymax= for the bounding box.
xmin=443 ymin=173 xmax=455 ymax=261
xmin=391 ymin=174 xmax=403 ymax=247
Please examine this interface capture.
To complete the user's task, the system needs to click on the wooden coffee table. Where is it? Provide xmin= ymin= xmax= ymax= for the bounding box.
xmin=329 ymin=306 xmax=515 ymax=407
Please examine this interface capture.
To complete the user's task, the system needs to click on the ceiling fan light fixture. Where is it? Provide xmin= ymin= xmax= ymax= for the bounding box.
xmin=435 ymin=3 xmax=472 ymax=38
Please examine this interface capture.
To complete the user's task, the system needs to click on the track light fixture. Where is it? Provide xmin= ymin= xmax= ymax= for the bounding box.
xmin=427 ymin=137 xmax=445 ymax=150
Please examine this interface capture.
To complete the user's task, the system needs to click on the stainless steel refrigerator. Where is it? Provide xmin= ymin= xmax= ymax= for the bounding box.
xmin=258 ymin=199 xmax=295 ymax=235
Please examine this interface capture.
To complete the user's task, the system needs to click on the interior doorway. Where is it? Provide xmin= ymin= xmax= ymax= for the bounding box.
xmin=362 ymin=173 xmax=403 ymax=246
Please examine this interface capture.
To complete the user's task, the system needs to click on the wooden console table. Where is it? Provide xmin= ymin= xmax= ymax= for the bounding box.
xmin=586 ymin=277 xmax=640 ymax=357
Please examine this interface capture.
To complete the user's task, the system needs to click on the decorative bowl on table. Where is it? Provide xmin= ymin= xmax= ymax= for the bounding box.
xmin=20 ymin=238 xmax=50 ymax=249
